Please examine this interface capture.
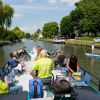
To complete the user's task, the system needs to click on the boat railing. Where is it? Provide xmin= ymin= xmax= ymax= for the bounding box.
xmin=80 ymin=67 xmax=100 ymax=93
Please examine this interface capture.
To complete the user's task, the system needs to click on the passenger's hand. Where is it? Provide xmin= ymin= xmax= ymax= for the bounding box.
xmin=71 ymin=70 xmax=74 ymax=73
xmin=4 ymin=76 xmax=8 ymax=85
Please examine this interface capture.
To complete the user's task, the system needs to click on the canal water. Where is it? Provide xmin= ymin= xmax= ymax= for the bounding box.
xmin=0 ymin=39 xmax=100 ymax=79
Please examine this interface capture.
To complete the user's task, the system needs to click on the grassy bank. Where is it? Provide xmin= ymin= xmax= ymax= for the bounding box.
xmin=65 ymin=39 xmax=100 ymax=48
xmin=0 ymin=40 xmax=12 ymax=47
xmin=39 ymin=38 xmax=100 ymax=48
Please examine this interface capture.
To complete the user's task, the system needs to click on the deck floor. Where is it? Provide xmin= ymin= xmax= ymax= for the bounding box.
xmin=11 ymin=59 xmax=100 ymax=100
xmin=15 ymin=60 xmax=34 ymax=92
xmin=76 ymin=87 xmax=100 ymax=100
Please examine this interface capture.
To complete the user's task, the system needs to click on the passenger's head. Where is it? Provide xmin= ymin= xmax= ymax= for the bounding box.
xmin=70 ymin=55 xmax=78 ymax=62
xmin=57 ymin=50 xmax=62 ymax=56
xmin=36 ymin=46 xmax=43 ymax=53
xmin=41 ymin=49 xmax=47 ymax=57
xmin=12 ymin=51 xmax=18 ymax=57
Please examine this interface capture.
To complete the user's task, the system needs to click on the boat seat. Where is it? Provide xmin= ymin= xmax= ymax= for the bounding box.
xmin=42 ymin=77 xmax=54 ymax=90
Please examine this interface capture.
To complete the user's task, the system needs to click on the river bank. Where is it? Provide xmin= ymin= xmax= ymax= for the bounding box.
xmin=38 ymin=38 xmax=100 ymax=49
xmin=65 ymin=39 xmax=100 ymax=49
xmin=0 ymin=40 xmax=12 ymax=47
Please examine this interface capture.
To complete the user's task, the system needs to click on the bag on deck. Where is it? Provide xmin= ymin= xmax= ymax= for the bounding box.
xmin=72 ymin=72 xmax=81 ymax=81
xmin=29 ymin=78 xmax=43 ymax=98
xmin=52 ymin=77 xmax=72 ymax=94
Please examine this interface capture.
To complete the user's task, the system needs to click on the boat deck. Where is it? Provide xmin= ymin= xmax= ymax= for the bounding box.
xmin=1 ymin=87 xmax=100 ymax=100
xmin=76 ymin=87 xmax=100 ymax=100
xmin=0 ymin=56 xmax=100 ymax=100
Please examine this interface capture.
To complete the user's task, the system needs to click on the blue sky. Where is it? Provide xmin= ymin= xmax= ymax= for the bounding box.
xmin=3 ymin=0 xmax=80 ymax=34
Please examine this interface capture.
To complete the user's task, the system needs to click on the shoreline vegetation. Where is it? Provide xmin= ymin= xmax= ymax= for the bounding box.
xmin=0 ymin=38 xmax=100 ymax=49
xmin=0 ymin=41 xmax=12 ymax=47
xmin=38 ymin=38 xmax=100 ymax=49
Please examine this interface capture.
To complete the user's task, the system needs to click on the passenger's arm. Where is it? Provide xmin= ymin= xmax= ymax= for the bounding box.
xmin=66 ymin=58 xmax=74 ymax=73
xmin=30 ymin=61 xmax=38 ymax=76
xmin=51 ymin=60 xmax=54 ymax=70
xmin=77 ymin=59 xmax=80 ymax=71
xmin=13 ymin=57 xmax=20 ymax=63
xmin=4 ymin=76 xmax=8 ymax=85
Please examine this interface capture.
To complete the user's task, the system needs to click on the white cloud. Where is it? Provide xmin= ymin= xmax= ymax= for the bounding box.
xmin=48 ymin=0 xmax=57 ymax=4
xmin=26 ymin=0 xmax=35 ymax=3
xmin=12 ymin=4 xmax=67 ymax=14
xmin=20 ymin=26 xmax=38 ymax=33
xmin=14 ymin=13 xmax=23 ymax=18
xmin=48 ymin=0 xmax=80 ymax=5
xmin=60 ymin=0 xmax=80 ymax=5
xmin=61 ymin=0 xmax=80 ymax=4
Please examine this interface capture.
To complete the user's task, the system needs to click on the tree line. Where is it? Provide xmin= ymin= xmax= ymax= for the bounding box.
xmin=38 ymin=0 xmax=100 ymax=39
xmin=1 ymin=0 xmax=100 ymax=40
xmin=0 ymin=0 xmax=31 ymax=42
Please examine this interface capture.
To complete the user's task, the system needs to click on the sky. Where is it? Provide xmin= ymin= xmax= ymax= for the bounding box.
xmin=3 ymin=0 xmax=80 ymax=34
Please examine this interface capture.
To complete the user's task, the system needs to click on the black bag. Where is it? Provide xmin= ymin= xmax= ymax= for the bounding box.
xmin=52 ymin=78 xmax=72 ymax=94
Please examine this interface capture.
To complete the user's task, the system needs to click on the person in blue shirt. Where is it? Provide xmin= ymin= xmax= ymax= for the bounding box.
xmin=8 ymin=52 xmax=25 ymax=74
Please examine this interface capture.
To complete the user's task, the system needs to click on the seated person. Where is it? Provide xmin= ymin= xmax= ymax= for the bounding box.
xmin=0 ymin=68 xmax=15 ymax=87
xmin=30 ymin=49 xmax=54 ymax=83
xmin=0 ymin=74 xmax=23 ymax=94
xmin=54 ymin=50 xmax=66 ymax=68
xmin=17 ymin=48 xmax=31 ymax=60
xmin=31 ymin=46 xmax=43 ymax=61
xmin=0 ymin=75 xmax=9 ymax=94
xmin=66 ymin=55 xmax=79 ymax=76
xmin=8 ymin=52 xmax=25 ymax=73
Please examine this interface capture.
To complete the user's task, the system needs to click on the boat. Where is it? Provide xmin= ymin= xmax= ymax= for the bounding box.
xmin=85 ymin=52 xmax=100 ymax=58
xmin=52 ymin=38 xmax=65 ymax=44
xmin=1 ymin=51 xmax=100 ymax=100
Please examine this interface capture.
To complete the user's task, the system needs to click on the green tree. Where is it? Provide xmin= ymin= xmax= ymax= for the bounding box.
xmin=0 ymin=0 xmax=14 ymax=40
xmin=60 ymin=16 xmax=73 ymax=38
xmin=0 ymin=0 xmax=3 ymax=24
xmin=0 ymin=0 xmax=3 ymax=39
xmin=70 ymin=0 xmax=100 ymax=36
xmin=12 ymin=27 xmax=25 ymax=39
xmin=36 ymin=29 xmax=41 ymax=34
xmin=32 ymin=32 xmax=38 ymax=40
xmin=25 ymin=33 xmax=31 ymax=39
xmin=3 ymin=4 xmax=14 ymax=29
xmin=43 ymin=22 xmax=59 ymax=38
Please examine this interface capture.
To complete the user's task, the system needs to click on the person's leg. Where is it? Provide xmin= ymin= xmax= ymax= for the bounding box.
xmin=8 ymin=72 xmax=15 ymax=87
xmin=20 ymin=60 xmax=26 ymax=68
xmin=10 ymin=85 xmax=23 ymax=94
xmin=14 ymin=64 xmax=22 ymax=72
xmin=8 ymin=72 xmax=15 ymax=81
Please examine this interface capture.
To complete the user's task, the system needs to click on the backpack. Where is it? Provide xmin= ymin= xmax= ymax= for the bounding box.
xmin=52 ymin=77 xmax=78 ymax=100
xmin=52 ymin=78 xmax=72 ymax=94
xmin=29 ymin=78 xmax=43 ymax=98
